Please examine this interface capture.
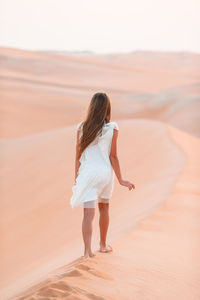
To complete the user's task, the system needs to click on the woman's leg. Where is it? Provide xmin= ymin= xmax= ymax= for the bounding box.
xmin=82 ymin=200 xmax=96 ymax=258
xmin=98 ymin=200 xmax=111 ymax=251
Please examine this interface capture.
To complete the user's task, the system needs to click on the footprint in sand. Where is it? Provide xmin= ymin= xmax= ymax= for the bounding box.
xmin=35 ymin=282 xmax=107 ymax=300
xmin=50 ymin=280 xmax=75 ymax=292
xmin=65 ymin=296 xmax=82 ymax=300
xmin=58 ymin=268 xmax=83 ymax=278
xmin=13 ymin=258 xmax=110 ymax=300
xmin=75 ymin=263 xmax=114 ymax=281
xmin=73 ymin=287 xmax=108 ymax=300
xmin=37 ymin=286 xmax=67 ymax=297
xmin=86 ymin=293 xmax=108 ymax=300
xmin=76 ymin=264 xmax=91 ymax=271
xmin=27 ymin=280 xmax=81 ymax=299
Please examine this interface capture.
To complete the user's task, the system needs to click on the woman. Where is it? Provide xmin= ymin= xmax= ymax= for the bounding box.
xmin=70 ymin=92 xmax=135 ymax=259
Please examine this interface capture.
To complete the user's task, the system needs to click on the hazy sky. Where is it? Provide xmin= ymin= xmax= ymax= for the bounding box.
xmin=0 ymin=0 xmax=199 ymax=53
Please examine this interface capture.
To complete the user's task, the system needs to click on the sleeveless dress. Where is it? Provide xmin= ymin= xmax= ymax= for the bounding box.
xmin=70 ymin=121 xmax=119 ymax=208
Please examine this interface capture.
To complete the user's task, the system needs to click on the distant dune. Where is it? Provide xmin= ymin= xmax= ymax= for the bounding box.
xmin=0 ymin=48 xmax=199 ymax=300
xmin=0 ymin=47 xmax=199 ymax=138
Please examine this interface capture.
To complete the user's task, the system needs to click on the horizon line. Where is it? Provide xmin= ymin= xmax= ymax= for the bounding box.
xmin=0 ymin=46 xmax=200 ymax=56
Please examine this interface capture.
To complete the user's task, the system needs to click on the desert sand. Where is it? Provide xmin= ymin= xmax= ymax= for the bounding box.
xmin=0 ymin=47 xmax=199 ymax=300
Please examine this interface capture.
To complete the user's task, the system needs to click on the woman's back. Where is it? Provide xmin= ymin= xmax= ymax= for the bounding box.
xmin=77 ymin=121 xmax=119 ymax=167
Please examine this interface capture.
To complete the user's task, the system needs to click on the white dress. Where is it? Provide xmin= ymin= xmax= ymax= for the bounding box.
xmin=70 ymin=121 xmax=119 ymax=208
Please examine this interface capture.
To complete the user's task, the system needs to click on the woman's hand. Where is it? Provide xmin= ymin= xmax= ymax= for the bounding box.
xmin=120 ymin=179 xmax=135 ymax=190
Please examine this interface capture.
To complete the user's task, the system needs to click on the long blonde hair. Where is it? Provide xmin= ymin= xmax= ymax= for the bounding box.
xmin=78 ymin=92 xmax=111 ymax=157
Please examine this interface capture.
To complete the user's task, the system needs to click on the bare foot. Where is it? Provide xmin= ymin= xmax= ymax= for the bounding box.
xmin=89 ymin=252 xmax=96 ymax=257
xmin=82 ymin=251 xmax=96 ymax=259
xmin=98 ymin=244 xmax=113 ymax=253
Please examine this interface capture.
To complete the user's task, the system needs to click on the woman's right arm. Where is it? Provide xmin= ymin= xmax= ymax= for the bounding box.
xmin=109 ymin=129 xmax=135 ymax=190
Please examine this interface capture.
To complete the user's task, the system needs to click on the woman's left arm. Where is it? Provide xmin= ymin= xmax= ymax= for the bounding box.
xmin=74 ymin=129 xmax=81 ymax=183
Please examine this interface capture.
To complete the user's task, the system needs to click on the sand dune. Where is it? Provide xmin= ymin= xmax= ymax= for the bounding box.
xmin=4 ymin=122 xmax=200 ymax=300
xmin=1 ymin=47 xmax=200 ymax=138
xmin=0 ymin=48 xmax=199 ymax=299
